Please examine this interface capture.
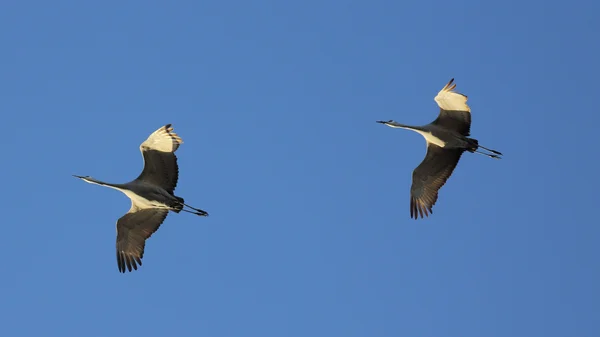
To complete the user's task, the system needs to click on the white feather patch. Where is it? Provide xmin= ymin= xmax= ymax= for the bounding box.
xmin=140 ymin=124 xmax=183 ymax=153
xmin=434 ymin=79 xmax=471 ymax=113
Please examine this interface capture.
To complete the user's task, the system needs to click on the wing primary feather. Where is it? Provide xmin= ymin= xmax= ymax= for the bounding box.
xmin=410 ymin=146 xmax=464 ymax=219
xmin=116 ymin=208 xmax=169 ymax=273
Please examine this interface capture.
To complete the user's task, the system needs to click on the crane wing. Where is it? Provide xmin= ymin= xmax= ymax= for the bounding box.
xmin=432 ymin=78 xmax=472 ymax=136
xmin=137 ymin=124 xmax=183 ymax=194
xmin=410 ymin=145 xmax=464 ymax=219
xmin=116 ymin=205 xmax=169 ymax=273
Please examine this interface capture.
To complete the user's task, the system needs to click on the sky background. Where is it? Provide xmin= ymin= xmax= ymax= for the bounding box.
xmin=1 ymin=1 xmax=599 ymax=336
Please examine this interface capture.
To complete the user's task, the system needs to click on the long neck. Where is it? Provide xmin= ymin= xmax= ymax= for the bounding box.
xmin=82 ymin=177 xmax=126 ymax=191
xmin=385 ymin=122 xmax=425 ymax=132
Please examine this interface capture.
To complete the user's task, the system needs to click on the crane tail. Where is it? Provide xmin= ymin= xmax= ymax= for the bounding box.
xmin=171 ymin=196 xmax=184 ymax=213
xmin=466 ymin=138 xmax=479 ymax=152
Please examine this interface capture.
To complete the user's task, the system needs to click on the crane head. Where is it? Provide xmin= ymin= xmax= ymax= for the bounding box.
xmin=376 ymin=120 xmax=406 ymax=128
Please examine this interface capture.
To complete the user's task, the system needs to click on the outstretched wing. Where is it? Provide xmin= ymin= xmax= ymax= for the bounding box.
xmin=136 ymin=124 xmax=183 ymax=194
xmin=432 ymin=78 xmax=472 ymax=136
xmin=116 ymin=205 xmax=169 ymax=273
xmin=410 ymin=145 xmax=464 ymax=219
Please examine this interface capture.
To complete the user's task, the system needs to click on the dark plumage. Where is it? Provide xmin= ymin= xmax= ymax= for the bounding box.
xmin=377 ymin=79 xmax=503 ymax=219
xmin=74 ymin=124 xmax=208 ymax=273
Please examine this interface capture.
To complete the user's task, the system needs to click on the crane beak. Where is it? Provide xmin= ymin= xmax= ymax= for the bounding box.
xmin=376 ymin=120 xmax=392 ymax=125
xmin=72 ymin=175 xmax=85 ymax=179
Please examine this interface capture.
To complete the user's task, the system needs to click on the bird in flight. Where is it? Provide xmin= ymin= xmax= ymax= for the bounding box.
xmin=377 ymin=79 xmax=502 ymax=219
xmin=74 ymin=124 xmax=208 ymax=272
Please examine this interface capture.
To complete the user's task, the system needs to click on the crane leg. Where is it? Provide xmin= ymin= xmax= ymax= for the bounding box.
xmin=180 ymin=208 xmax=209 ymax=216
xmin=177 ymin=202 xmax=209 ymax=216
xmin=473 ymin=150 xmax=501 ymax=159
xmin=172 ymin=196 xmax=209 ymax=216
xmin=478 ymin=145 xmax=503 ymax=155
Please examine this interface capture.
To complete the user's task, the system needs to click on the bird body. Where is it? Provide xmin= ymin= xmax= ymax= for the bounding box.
xmin=74 ymin=124 xmax=207 ymax=273
xmin=80 ymin=178 xmax=177 ymax=210
xmin=382 ymin=122 xmax=469 ymax=149
xmin=377 ymin=79 xmax=502 ymax=219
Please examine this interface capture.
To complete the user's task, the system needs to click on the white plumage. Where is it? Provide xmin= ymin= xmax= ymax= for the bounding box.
xmin=377 ymin=79 xmax=502 ymax=219
xmin=74 ymin=124 xmax=208 ymax=273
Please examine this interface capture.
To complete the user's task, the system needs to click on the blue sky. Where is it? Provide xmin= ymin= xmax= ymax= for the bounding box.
xmin=1 ymin=0 xmax=599 ymax=336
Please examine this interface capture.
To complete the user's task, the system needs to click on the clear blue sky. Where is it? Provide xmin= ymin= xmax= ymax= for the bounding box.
xmin=1 ymin=1 xmax=598 ymax=336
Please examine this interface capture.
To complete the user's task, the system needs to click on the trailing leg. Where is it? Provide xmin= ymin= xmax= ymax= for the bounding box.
xmin=478 ymin=144 xmax=503 ymax=155
xmin=473 ymin=150 xmax=501 ymax=159
xmin=466 ymin=137 xmax=503 ymax=158
xmin=174 ymin=196 xmax=208 ymax=216
xmin=180 ymin=208 xmax=209 ymax=216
